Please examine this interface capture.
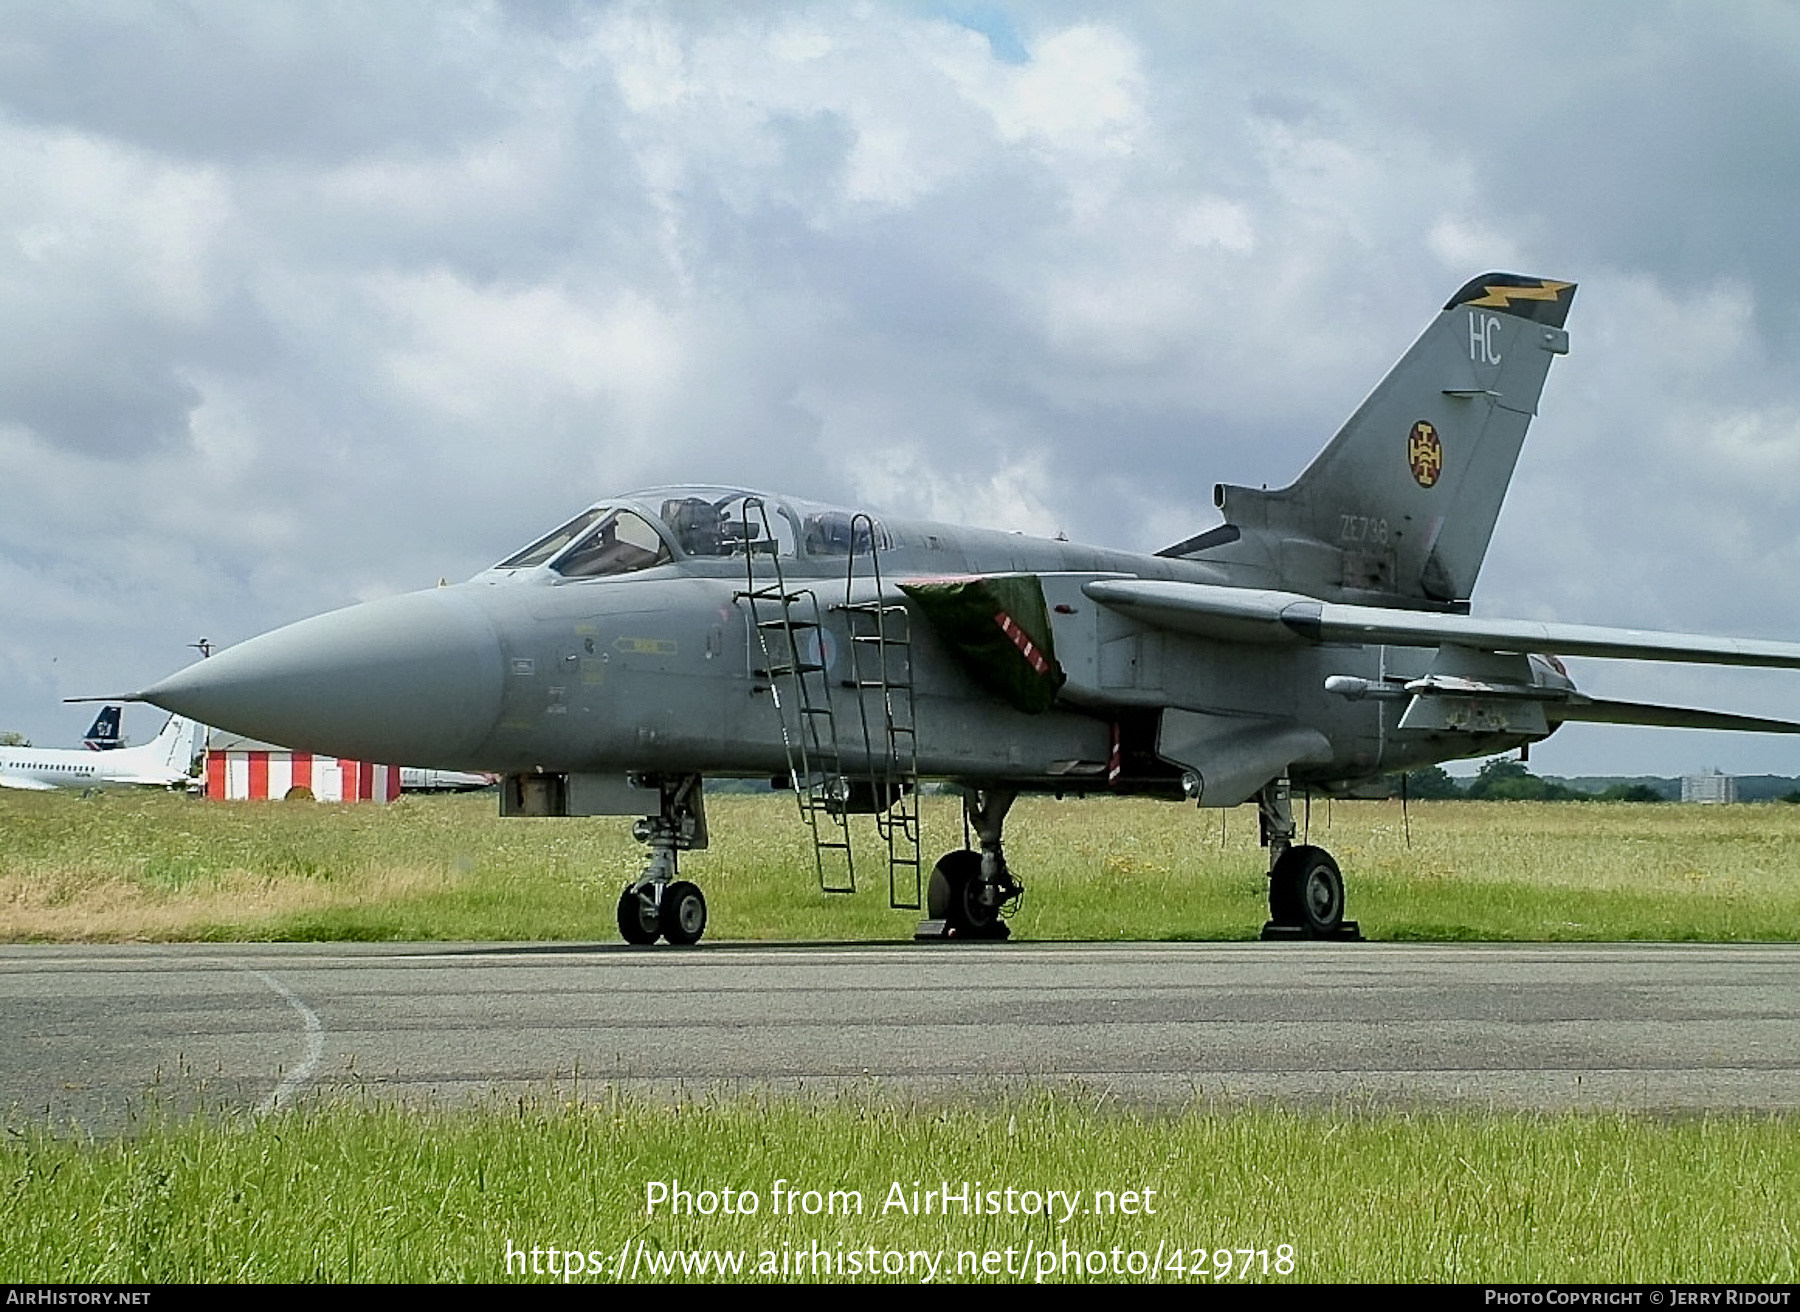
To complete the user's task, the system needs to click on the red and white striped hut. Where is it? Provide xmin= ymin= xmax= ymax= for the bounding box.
xmin=205 ymin=731 xmax=401 ymax=803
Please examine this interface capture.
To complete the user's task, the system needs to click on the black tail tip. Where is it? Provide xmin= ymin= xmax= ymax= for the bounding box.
xmin=1445 ymin=273 xmax=1577 ymax=328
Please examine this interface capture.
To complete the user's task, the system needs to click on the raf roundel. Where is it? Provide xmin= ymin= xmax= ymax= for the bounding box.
xmin=1408 ymin=420 xmax=1442 ymax=489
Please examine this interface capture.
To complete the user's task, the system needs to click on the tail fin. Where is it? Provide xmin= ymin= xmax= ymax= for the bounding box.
xmin=1199 ymin=273 xmax=1575 ymax=608
xmin=83 ymin=705 xmax=123 ymax=750
xmin=146 ymin=715 xmax=198 ymax=774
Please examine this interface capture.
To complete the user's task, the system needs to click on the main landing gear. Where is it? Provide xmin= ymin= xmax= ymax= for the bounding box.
xmin=1256 ymin=777 xmax=1360 ymax=941
xmin=924 ymin=787 xmax=1022 ymax=939
xmin=616 ymin=774 xmax=710 ymax=946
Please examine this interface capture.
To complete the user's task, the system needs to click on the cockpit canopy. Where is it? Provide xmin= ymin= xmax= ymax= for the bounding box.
xmin=489 ymin=487 xmax=887 ymax=580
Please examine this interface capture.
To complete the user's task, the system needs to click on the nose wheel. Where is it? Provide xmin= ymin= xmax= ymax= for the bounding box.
xmin=615 ymin=773 xmax=711 ymax=946
xmin=659 ymin=881 xmax=708 ymax=945
xmin=615 ymin=878 xmax=710 ymax=946
xmin=617 ymin=886 xmax=662 ymax=946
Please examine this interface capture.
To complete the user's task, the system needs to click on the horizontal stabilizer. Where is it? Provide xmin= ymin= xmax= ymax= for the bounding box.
xmin=1553 ymin=698 xmax=1800 ymax=734
xmin=1084 ymin=579 xmax=1800 ymax=670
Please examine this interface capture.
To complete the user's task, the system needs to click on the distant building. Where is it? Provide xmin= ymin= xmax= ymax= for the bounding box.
xmin=205 ymin=731 xmax=401 ymax=803
xmin=1681 ymin=770 xmax=1738 ymax=805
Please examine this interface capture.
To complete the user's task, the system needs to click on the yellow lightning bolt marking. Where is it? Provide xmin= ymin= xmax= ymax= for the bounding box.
xmin=1465 ymin=280 xmax=1573 ymax=309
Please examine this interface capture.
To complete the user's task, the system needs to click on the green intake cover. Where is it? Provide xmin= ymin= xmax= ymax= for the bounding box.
xmin=900 ymin=575 xmax=1067 ymax=714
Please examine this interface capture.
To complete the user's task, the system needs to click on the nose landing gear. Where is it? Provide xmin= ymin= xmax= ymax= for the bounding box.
xmin=615 ymin=774 xmax=711 ymax=946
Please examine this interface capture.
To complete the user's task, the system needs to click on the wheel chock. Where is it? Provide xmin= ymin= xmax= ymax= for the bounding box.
xmin=913 ymin=919 xmax=1012 ymax=941
xmin=1259 ymin=920 xmax=1364 ymax=942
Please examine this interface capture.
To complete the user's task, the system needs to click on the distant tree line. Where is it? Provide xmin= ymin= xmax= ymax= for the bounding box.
xmin=1383 ymin=759 xmax=1800 ymax=803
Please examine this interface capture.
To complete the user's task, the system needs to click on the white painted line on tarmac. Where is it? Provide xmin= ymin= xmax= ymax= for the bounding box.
xmin=249 ymin=969 xmax=324 ymax=1114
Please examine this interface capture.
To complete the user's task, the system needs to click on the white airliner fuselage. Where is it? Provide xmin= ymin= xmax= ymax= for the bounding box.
xmin=0 ymin=715 xmax=198 ymax=791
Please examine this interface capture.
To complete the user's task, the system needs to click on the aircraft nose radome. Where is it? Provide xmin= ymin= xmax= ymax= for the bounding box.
xmin=139 ymin=588 xmax=505 ymax=767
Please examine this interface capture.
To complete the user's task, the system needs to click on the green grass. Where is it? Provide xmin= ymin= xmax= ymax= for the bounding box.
xmin=5 ymin=790 xmax=1800 ymax=943
xmin=3 ymin=1094 xmax=1796 ymax=1283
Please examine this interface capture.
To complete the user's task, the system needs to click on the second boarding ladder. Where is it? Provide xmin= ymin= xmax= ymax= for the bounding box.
xmin=840 ymin=513 xmax=922 ymax=911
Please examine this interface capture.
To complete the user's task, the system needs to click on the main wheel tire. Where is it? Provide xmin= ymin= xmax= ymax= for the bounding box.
xmin=927 ymin=849 xmax=1001 ymax=938
xmin=659 ymin=880 xmax=708 ymax=946
xmin=617 ymin=887 xmax=661 ymax=945
xmin=1268 ymin=845 xmax=1345 ymax=936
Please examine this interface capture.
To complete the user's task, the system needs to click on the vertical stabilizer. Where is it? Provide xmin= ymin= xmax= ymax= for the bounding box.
xmin=144 ymin=715 xmax=198 ymax=775
xmin=82 ymin=705 xmax=123 ymax=750
xmin=1204 ymin=274 xmax=1575 ymax=608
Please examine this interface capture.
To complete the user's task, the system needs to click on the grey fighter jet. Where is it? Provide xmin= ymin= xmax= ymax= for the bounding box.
xmin=133 ymin=274 xmax=1800 ymax=945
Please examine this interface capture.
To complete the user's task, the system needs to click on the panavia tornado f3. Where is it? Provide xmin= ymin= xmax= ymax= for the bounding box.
xmin=134 ymin=273 xmax=1800 ymax=944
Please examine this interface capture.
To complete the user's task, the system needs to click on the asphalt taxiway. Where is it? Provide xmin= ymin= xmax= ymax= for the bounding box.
xmin=5 ymin=941 xmax=1799 ymax=1131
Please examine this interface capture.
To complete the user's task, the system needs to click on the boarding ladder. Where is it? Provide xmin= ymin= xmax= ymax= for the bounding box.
xmin=839 ymin=514 xmax=922 ymax=911
xmin=738 ymin=499 xmax=856 ymax=894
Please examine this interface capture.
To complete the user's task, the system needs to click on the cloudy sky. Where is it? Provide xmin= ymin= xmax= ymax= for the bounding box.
xmin=3 ymin=0 xmax=1799 ymax=778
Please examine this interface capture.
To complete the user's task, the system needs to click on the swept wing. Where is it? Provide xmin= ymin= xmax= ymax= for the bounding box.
xmin=1082 ymin=579 xmax=1800 ymax=669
